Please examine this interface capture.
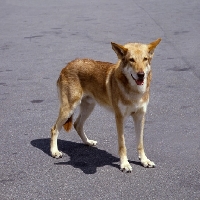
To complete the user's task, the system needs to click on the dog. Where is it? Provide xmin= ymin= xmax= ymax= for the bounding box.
xmin=50 ymin=38 xmax=161 ymax=172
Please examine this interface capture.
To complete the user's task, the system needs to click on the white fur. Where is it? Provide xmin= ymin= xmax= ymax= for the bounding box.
xmin=118 ymin=100 xmax=148 ymax=117
xmin=123 ymin=63 xmax=151 ymax=94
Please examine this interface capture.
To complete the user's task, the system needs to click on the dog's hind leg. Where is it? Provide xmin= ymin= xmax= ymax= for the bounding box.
xmin=50 ymin=105 xmax=72 ymax=158
xmin=74 ymin=96 xmax=97 ymax=146
xmin=50 ymin=85 xmax=82 ymax=158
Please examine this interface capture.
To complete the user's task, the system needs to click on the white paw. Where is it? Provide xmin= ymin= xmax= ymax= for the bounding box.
xmin=120 ymin=161 xmax=132 ymax=173
xmin=141 ymin=158 xmax=155 ymax=168
xmin=51 ymin=150 xmax=63 ymax=158
xmin=85 ymin=140 xmax=97 ymax=146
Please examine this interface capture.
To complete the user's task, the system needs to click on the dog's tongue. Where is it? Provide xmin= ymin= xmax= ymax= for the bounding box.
xmin=136 ymin=79 xmax=144 ymax=85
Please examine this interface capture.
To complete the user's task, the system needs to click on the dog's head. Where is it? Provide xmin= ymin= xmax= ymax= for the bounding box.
xmin=111 ymin=38 xmax=161 ymax=87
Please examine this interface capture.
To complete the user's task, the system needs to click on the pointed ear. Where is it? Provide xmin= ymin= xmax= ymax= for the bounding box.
xmin=148 ymin=38 xmax=161 ymax=56
xmin=111 ymin=42 xmax=128 ymax=59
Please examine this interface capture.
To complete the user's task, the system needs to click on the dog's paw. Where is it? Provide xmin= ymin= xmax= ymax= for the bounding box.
xmin=51 ymin=150 xmax=63 ymax=159
xmin=85 ymin=140 xmax=97 ymax=146
xmin=140 ymin=158 xmax=155 ymax=168
xmin=120 ymin=161 xmax=132 ymax=173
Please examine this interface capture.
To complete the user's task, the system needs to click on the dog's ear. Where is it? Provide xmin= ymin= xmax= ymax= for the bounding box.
xmin=111 ymin=42 xmax=128 ymax=59
xmin=148 ymin=38 xmax=161 ymax=56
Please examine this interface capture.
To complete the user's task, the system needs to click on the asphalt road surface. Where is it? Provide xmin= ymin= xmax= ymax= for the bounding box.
xmin=0 ymin=0 xmax=200 ymax=199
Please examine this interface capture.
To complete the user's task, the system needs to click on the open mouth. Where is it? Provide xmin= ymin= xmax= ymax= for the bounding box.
xmin=131 ymin=74 xmax=144 ymax=85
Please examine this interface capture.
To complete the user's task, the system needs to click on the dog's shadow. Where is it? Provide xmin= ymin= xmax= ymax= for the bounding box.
xmin=31 ymin=138 xmax=141 ymax=174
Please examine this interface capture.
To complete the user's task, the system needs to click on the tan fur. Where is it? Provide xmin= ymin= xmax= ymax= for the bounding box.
xmin=63 ymin=115 xmax=73 ymax=132
xmin=50 ymin=38 xmax=161 ymax=172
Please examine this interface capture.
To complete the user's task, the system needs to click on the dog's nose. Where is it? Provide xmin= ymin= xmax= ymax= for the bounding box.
xmin=137 ymin=72 xmax=145 ymax=79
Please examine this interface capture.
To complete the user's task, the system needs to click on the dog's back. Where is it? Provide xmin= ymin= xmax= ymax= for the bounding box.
xmin=57 ymin=59 xmax=116 ymax=107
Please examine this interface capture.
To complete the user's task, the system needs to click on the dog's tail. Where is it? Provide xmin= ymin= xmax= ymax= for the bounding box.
xmin=63 ymin=115 xmax=73 ymax=132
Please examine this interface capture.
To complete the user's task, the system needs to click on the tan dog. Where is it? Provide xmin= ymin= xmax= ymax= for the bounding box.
xmin=50 ymin=38 xmax=161 ymax=172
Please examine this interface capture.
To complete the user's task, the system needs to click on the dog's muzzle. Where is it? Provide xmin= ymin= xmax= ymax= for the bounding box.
xmin=131 ymin=72 xmax=145 ymax=85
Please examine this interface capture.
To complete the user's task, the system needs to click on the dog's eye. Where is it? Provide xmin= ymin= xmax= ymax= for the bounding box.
xmin=143 ymin=57 xmax=148 ymax=61
xmin=129 ymin=58 xmax=135 ymax=62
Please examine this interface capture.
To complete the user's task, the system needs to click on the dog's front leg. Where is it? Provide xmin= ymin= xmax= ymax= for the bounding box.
xmin=132 ymin=111 xmax=155 ymax=168
xmin=115 ymin=114 xmax=132 ymax=172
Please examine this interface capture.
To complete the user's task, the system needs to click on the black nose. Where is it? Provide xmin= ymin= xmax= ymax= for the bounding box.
xmin=137 ymin=72 xmax=145 ymax=79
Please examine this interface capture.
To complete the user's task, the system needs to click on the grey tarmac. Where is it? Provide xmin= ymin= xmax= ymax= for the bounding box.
xmin=0 ymin=0 xmax=200 ymax=199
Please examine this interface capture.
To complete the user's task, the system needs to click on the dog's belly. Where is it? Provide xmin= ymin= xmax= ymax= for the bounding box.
xmin=82 ymin=93 xmax=113 ymax=113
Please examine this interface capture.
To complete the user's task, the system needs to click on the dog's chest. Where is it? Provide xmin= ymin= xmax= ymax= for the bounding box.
xmin=118 ymin=99 xmax=147 ymax=116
